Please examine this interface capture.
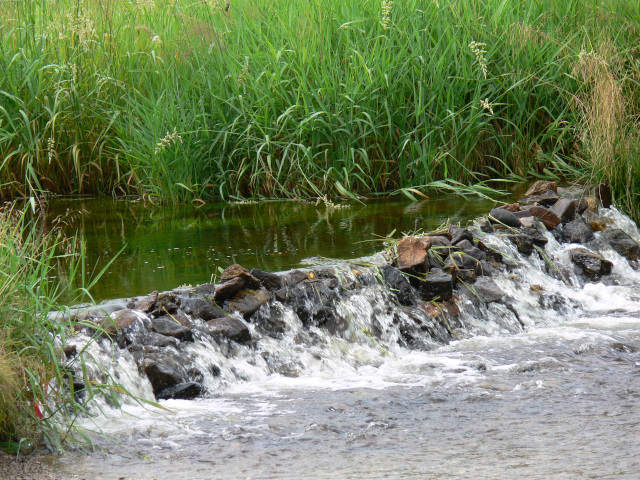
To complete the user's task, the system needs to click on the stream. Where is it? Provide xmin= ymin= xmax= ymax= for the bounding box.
xmin=46 ymin=198 xmax=640 ymax=479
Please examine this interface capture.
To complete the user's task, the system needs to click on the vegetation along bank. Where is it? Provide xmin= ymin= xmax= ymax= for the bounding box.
xmin=0 ymin=0 xmax=639 ymax=217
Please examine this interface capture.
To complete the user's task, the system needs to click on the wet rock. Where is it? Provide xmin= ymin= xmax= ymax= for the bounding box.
xmin=192 ymin=283 xmax=216 ymax=296
xmin=489 ymin=208 xmax=521 ymax=228
xmin=428 ymin=236 xmax=453 ymax=262
xmin=601 ymin=229 xmax=640 ymax=261
xmin=381 ymin=265 xmax=416 ymax=306
xmin=454 ymin=240 xmax=485 ymax=260
xmin=149 ymin=292 xmax=180 ymax=317
xmin=156 ymin=381 xmax=203 ymax=400
xmin=525 ymin=180 xmax=558 ymax=196
xmin=419 ymin=269 xmax=453 ymax=301
xmin=443 ymin=253 xmax=483 ymax=277
xmin=513 ymin=210 xmax=533 ymax=219
xmin=134 ymin=290 xmax=158 ymax=313
xmin=145 ymin=332 xmax=180 ymax=348
xmin=596 ymin=183 xmax=612 ymax=208
xmin=575 ymin=197 xmax=598 ymax=214
xmin=396 ymin=236 xmax=431 ymax=271
xmin=570 ymin=248 xmax=613 ymax=279
xmin=582 ymin=211 xmax=613 ymax=232
xmin=253 ymin=304 xmax=289 ymax=337
xmin=284 ymin=269 xmax=310 ymax=287
xmin=519 ymin=216 xmax=536 ymax=228
xmin=214 ymin=276 xmax=246 ymax=302
xmin=551 ymin=198 xmax=576 ymax=223
xmin=206 ymin=317 xmax=251 ymax=343
xmin=449 ymin=226 xmax=473 ymax=246
xmin=198 ymin=303 xmax=227 ymax=321
xmin=560 ymin=217 xmax=594 ymax=244
xmin=250 ymin=268 xmax=283 ymax=291
xmin=139 ymin=353 xmax=188 ymax=395
xmin=524 ymin=206 xmax=561 ymax=230
xmin=102 ymin=310 xmax=150 ymax=348
xmin=477 ymin=219 xmax=494 ymax=233
xmin=460 ymin=277 xmax=505 ymax=303
xmin=507 ymin=234 xmax=535 ymax=255
xmin=151 ymin=316 xmax=193 ymax=342
xmin=220 ymin=264 xmax=261 ymax=289
xmin=226 ymin=288 xmax=271 ymax=319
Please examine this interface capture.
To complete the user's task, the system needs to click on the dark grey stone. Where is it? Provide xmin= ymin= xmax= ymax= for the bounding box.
xmin=206 ymin=317 xmax=251 ymax=343
xmin=226 ymin=288 xmax=271 ymax=319
xmin=151 ymin=317 xmax=193 ymax=342
xmin=561 ymin=217 xmax=594 ymax=244
xmin=381 ymin=265 xmax=416 ymax=306
xmin=601 ymin=229 xmax=640 ymax=261
xmin=250 ymin=268 xmax=283 ymax=291
xmin=551 ymin=198 xmax=576 ymax=223
xmin=489 ymin=209 xmax=521 ymax=228
xmin=156 ymin=382 xmax=203 ymax=400
xmin=419 ymin=269 xmax=453 ymax=301
xmin=570 ymin=248 xmax=613 ymax=279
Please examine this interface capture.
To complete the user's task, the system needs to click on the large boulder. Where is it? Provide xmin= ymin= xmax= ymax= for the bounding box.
xmin=601 ymin=229 xmax=640 ymax=261
xmin=570 ymin=248 xmax=613 ymax=279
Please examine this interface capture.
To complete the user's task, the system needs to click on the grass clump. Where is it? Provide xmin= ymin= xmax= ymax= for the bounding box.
xmin=0 ymin=204 xmax=105 ymax=451
xmin=0 ymin=0 xmax=638 ymax=215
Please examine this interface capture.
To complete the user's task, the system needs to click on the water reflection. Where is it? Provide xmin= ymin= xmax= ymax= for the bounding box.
xmin=47 ymin=196 xmax=497 ymax=301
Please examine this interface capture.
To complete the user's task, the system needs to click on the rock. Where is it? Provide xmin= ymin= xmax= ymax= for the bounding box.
xmin=139 ymin=353 xmax=188 ymax=394
xmin=477 ymin=219 xmax=494 ymax=233
xmin=570 ymin=248 xmax=613 ymax=279
xmin=134 ymin=290 xmax=158 ymax=313
xmin=489 ymin=208 xmax=521 ymax=228
xmin=214 ymin=276 xmax=246 ymax=302
xmin=150 ymin=292 xmax=180 ymax=317
xmin=250 ymin=268 xmax=283 ymax=291
xmin=524 ymin=206 xmax=561 ymax=230
xmin=284 ymin=269 xmax=310 ymax=287
xmin=443 ymin=253 xmax=483 ymax=277
xmin=455 ymin=240 xmax=485 ymax=260
xmin=156 ymin=382 xmax=203 ymax=400
xmin=519 ymin=217 xmax=536 ymax=228
xmin=198 ymin=303 xmax=227 ymax=320
xmin=381 ymin=265 xmax=416 ymax=306
xmin=507 ymin=234 xmax=535 ymax=255
xmin=575 ymin=197 xmax=598 ymax=214
xmin=427 ymin=235 xmax=453 ymax=260
xmin=551 ymin=198 xmax=576 ymax=223
xmin=396 ymin=236 xmax=431 ymax=270
xmin=102 ymin=309 xmax=150 ymax=335
xmin=460 ymin=277 xmax=505 ymax=303
xmin=226 ymin=288 xmax=271 ymax=318
xmin=513 ymin=210 xmax=533 ymax=219
xmin=522 ymin=190 xmax=559 ymax=207
xmin=220 ymin=264 xmax=261 ymax=289
xmin=449 ymin=226 xmax=473 ymax=246
xmin=601 ymin=229 xmax=640 ymax=261
xmin=526 ymin=180 xmax=558 ymax=196
xmin=419 ymin=269 xmax=453 ymax=301
xmin=192 ymin=283 xmax=216 ymax=296
xmin=596 ymin=183 xmax=612 ymax=208
xmin=206 ymin=317 xmax=251 ymax=343
xmin=151 ymin=316 xmax=193 ymax=342
xmin=582 ymin=211 xmax=613 ymax=232
xmin=477 ymin=240 xmax=503 ymax=263
xmin=500 ymin=202 xmax=521 ymax=212
xmin=560 ymin=217 xmax=594 ymax=244
xmin=145 ymin=332 xmax=180 ymax=348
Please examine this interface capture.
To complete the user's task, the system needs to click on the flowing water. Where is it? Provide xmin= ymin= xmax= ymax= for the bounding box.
xmin=48 ymin=202 xmax=640 ymax=479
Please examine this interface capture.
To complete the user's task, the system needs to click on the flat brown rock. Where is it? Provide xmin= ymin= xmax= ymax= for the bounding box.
xmin=220 ymin=264 xmax=261 ymax=289
xmin=525 ymin=205 xmax=561 ymax=230
xmin=500 ymin=202 xmax=521 ymax=212
xmin=396 ymin=236 xmax=431 ymax=270
xmin=525 ymin=180 xmax=558 ymax=196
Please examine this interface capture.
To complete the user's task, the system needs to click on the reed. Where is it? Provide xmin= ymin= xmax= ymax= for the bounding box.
xmin=0 ymin=204 xmax=112 ymax=451
xmin=0 ymin=0 xmax=638 ymax=213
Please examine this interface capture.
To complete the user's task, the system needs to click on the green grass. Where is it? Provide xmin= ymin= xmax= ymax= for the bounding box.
xmin=0 ymin=0 xmax=639 ymax=214
xmin=0 ymin=204 xmax=118 ymax=452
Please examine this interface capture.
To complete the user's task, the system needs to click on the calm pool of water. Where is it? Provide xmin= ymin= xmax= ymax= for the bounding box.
xmin=47 ymin=196 xmax=498 ymax=301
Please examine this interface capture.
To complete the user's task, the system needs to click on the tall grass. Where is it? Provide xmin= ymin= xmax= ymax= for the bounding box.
xmin=0 ymin=204 xmax=109 ymax=451
xmin=0 ymin=0 xmax=639 ymax=210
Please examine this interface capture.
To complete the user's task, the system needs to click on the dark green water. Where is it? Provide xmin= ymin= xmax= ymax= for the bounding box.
xmin=47 ymin=196 xmax=498 ymax=301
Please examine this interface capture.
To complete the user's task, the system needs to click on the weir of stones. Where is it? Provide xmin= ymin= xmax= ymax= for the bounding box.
xmin=54 ymin=182 xmax=640 ymax=408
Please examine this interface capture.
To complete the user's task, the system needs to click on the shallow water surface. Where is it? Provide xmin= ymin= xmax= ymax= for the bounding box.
xmin=47 ymin=196 xmax=494 ymax=301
